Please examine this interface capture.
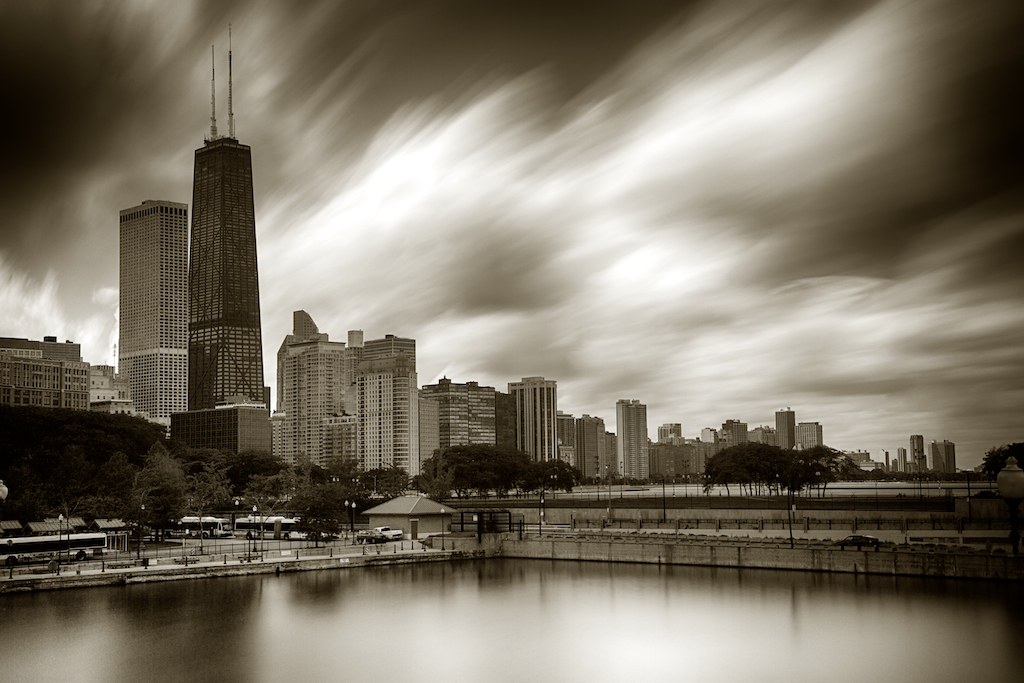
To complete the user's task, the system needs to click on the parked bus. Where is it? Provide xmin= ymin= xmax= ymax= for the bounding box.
xmin=2 ymin=532 xmax=108 ymax=565
xmin=234 ymin=516 xmax=303 ymax=540
xmin=176 ymin=516 xmax=232 ymax=538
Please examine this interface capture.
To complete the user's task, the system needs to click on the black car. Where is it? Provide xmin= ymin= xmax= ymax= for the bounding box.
xmin=835 ymin=535 xmax=881 ymax=550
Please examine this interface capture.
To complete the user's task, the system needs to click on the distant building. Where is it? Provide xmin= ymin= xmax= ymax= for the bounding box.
xmin=494 ymin=391 xmax=517 ymax=450
xmin=322 ymin=414 xmax=359 ymax=465
xmin=0 ymin=353 xmax=90 ymax=410
xmin=89 ymin=365 xmax=134 ymax=416
xmin=357 ymin=353 xmax=419 ymax=474
xmin=574 ymin=414 xmax=606 ymax=479
xmin=0 ymin=336 xmax=82 ymax=363
xmin=749 ymin=425 xmax=777 ymax=446
xmin=419 ymin=378 xmax=497 ymax=449
xmin=896 ymin=447 xmax=908 ymax=473
xmin=170 ymin=400 xmax=272 ymax=453
xmin=275 ymin=311 xmax=349 ymax=466
xmin=119 ymin=199 xmax=188 ymax=426
xmin=930 ymin=440 xmax=956 ymax=473
xmin=616 ymin=399 xmax=648 ymax=480
xmin=796 ymin=422 xmax=823 ymax=450
xmin=649 ymin=442 xmax=696 ymax=480
xmin=556 ymin=410 xmax=576 ymax=466
xmin=658 ymin=423 xmax=682 ymax=443
xmin=418 ymin=397 xmax=440 ymax=460
xmin=775 ymin=407 xmax=796 ymax=450
xmin=362 ymin=334 xmax=416 ymax=367
xmin=602 ymin=431 xmax=617 ymax=477
xmin=720 ymin=420 xmax=747 ymax=448
xmin=508 ymin=377 xmax=558 ymax=462
xmin=910 ymin=435 xmax=925 ymax=472
xmin=845 ymin=450 xmax=871 ymax=464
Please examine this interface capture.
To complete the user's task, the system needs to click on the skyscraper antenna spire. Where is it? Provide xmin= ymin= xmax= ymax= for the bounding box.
xmin=210 ymin=45 xmax=218 ymax=140
xmin=228 ymin=24 xmax=234 ymax=138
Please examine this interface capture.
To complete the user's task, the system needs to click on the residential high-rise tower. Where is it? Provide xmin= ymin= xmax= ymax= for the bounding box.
xmin=276 ymin=311 xmax=348 ymax=466
xmin=119 ymin=200 xmax=189 ymax=425
xmin=616 ymin=399 xmax=649 ymax=480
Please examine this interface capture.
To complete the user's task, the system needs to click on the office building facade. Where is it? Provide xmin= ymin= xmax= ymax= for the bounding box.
xmin=119 ymin=200 xmax=188 ymax=425
xmin=930 ymin=440 xmax=956 ymax=474
xmin=188 ymin=134 xmax=266 ymax=410
xmin=776 ymin=408 xmax=796 ymax=450
xmin=910 ymin=435 xmax=925 ymax=472
xmin=796 ymin=422 xmax=823 ymax=450
xmin=170 ymin=402 xmax=272 ymax=453
xmin=720 ymin=420 xmax=748 ymax=448
xmin=509 ymin=377 xmax=558 ymax=462
xmin=574 ymin=414 xmax=606 ymax=479
xmin=419 ymin=378 xmax=496 ymax=449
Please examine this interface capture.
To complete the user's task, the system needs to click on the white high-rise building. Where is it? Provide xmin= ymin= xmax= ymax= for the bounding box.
xmin=616 ymin=399 xmax=649 ymax=480
xmin=509 ymin=377 xmax=558 ymax=462
xmin=357 ymin=349 xmax=419 ymax=474
xmin=276 ymin=311 xmax=349 ymax=466
xmin=119 ymin=200 xmax=188 ymax=425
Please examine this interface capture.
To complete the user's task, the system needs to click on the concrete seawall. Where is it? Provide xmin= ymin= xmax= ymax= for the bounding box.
xmin=478 ymin=532 xmax=1024 ymax=581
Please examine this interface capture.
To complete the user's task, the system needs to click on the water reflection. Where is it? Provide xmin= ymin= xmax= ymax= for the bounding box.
xmin=2 ymin=560 xmax=1023 ymax=683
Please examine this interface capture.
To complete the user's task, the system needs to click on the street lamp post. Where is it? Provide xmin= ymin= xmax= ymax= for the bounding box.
xmin=661 ymin=476 xmax=667 ymax=524
xmin=997 ymin=456 xmax=1024 ymax=556
xmin=252 ymin=505 xmax=259 ymax=556
xmin=539 ymin=488 xmax=544 ymax=534
xmin=137 ymin=504 xmax=145 ymax=560
xmin=58 ymin=513 xmax=64 ymax=571
xmin=440 ymin=507 xmax=446 ymax=551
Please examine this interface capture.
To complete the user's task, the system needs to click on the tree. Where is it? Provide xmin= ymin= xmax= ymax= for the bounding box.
xmin=86 ymin=451 xmax=139 ymax=519
xmin=131 ymin=443 xmax=187 ymax=541
xmin=291 ymin=481 xmax=349 ymax=546
xmin=242 ymin=472 xmax=295 ymax=541
xmin=185 ymin=462 xmax=231 ymax=551
xmin=412 ymin=456 xmax=455 ymax=501
xmin=981 ymin=443 xmax=1024 ymax=478
xmin=358 ymin=466 xmax=409 ymax=500
xmin=225 ymin=449 xmax=287 ymax=495
xmin=537 ymin=459 xmax=580 ymax=493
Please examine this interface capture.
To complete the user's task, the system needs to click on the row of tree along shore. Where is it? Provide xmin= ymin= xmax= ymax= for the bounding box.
xmin=2 ymin=406 xmax=1021 ymax=543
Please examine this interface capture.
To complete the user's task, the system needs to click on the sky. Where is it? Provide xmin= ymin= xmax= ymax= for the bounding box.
xmin=2 ymin=0 xmax=1023 ymax=469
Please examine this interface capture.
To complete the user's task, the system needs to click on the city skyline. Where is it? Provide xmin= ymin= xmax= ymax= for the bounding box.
xmin=2 ymin=2 xmax=1023 ymax=468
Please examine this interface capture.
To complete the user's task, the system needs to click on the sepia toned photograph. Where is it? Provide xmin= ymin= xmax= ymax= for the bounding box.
xmin=1 ymin=2 xmax=1023 ymax=682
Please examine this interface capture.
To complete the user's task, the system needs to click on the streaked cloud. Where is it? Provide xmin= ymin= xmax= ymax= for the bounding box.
xmin=1 ymin=0 xmax=1022 ymax=465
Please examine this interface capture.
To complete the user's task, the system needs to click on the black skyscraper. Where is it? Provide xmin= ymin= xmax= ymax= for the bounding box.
xmin=188 ymin=43 xmax=265 ymax=410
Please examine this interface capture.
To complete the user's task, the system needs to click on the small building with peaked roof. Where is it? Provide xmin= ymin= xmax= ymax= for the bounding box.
xmin=362 ymin=496 xmax=457 ymax=540
xmin=90 ymin=518 xmax=127 ymax=532
xmin=1 ymin=520 xmax=23 ymax=537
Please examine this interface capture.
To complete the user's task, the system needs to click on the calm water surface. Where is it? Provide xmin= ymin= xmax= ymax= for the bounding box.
xmin=2 ymin=560 xmax=1023 ymax=683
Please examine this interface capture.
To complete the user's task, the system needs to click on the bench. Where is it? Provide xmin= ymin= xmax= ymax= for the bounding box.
xmin=237 ymin=554 xmax=261 ymax=562
xmin=173 ymin=558 xmax=192 ymax=564
xmin=107 ymin=562 xmax=135 ymax=569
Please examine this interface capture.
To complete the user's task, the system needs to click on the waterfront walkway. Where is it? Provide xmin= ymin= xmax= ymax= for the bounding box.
xmin=0 ymin=539 xmax=469 ymax=594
